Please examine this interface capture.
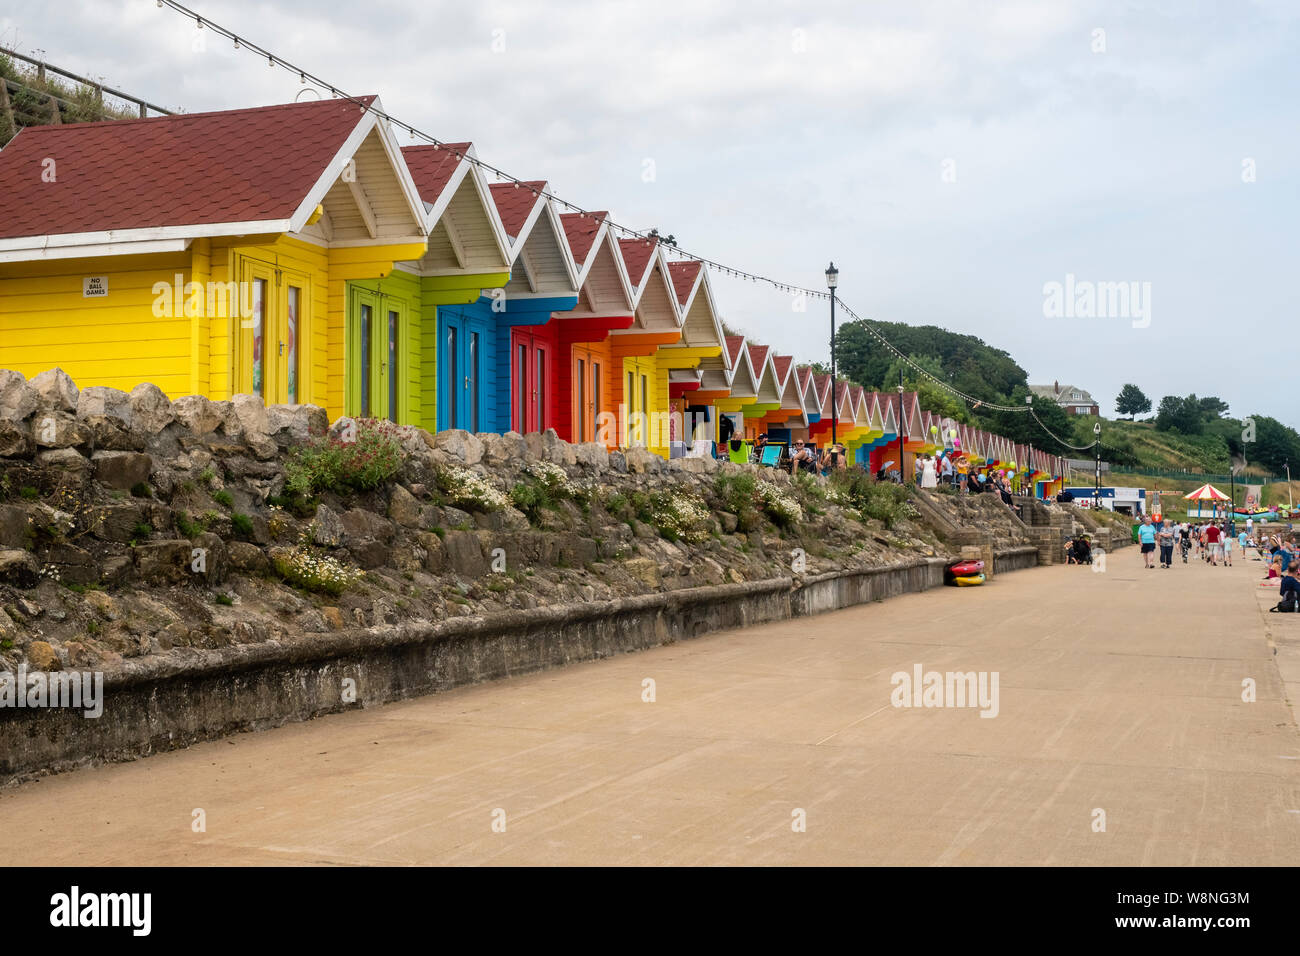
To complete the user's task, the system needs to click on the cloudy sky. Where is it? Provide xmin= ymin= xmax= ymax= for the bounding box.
xmin=5 ymin=0 xmax=1297 ymax=429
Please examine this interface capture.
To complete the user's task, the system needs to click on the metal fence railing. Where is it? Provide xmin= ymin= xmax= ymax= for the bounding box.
xmin=0 ymin=46 xmax=172 ymax=136
xmin=1106 ymin=467 xmax=1283 ymax=484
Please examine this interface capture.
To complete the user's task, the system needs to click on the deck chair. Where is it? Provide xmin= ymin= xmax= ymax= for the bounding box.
xmin=687 ymin=439 xmax=714 ymax=459
xmin=759 ymin=443 xmax=786 ymax=467
xmin=727 ymin=441 xmax=751 ymax=465
xmin=793 ymin=445 xmax=819 ymax=474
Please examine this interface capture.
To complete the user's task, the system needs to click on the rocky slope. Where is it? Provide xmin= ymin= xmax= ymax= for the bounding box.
xmin=0 ymin=367 xmax=1090 ymax=677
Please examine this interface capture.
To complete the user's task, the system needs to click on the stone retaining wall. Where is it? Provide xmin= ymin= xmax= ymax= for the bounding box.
xmin=1 ymin=553 xmax=1036 ymax=785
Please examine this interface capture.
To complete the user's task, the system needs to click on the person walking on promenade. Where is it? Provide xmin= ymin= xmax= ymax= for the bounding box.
xmin=1138 ymin=516 xmax=1158 ymax=569
xmin=1204 ymin=521 xmax=1223 ymax=566
xmin=1157 ymin=519 xmax=1176 ymax=568
xmin=1223 ymin=527 xmax=1235 ymax=567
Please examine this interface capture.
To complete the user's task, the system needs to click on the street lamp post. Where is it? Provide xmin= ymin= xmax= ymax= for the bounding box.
xmin=1229 ymin=465 xmax=1237 ymax=536
xmin=1093 ymin=421 xmax=1102 ymax=512
xmin=1287 ymin=462 xmax=1294 ymax=511
xmin=897 ymin=368 xmax=905 ymax=484
xmin=825 ymin=262 xmax=838 ymax=449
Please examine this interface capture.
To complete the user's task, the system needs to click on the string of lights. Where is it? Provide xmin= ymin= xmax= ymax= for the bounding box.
xmin=155 ymin=0 xmax=1092 ymax=457
xmin=154 ymin=0 xmax=835 ymax=302
xmin=833 ymin=299 xmax=1030 ymax=413
xmin=1027 ymin=407 xmax=1099 ymax=452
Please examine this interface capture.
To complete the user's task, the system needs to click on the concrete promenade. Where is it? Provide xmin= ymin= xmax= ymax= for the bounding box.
xmin=3 ymin=548 xmax=1298 ymax=866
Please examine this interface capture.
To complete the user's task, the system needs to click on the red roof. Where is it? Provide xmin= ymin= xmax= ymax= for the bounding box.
xmin=725 ymin=335 xmax=746 ymax=366
xmin=560 ymin=211 xmax=607 ymax=269
xmin=618 ymin=237 xmax=658 ymax=285
xmin=812 ymin=374 xmax=831 ymax=404
xmin=772 ymin=355 xmax=792 ymax=383
xmin=796 ymin=366 xmax=812 ymax=389
xmin=488 ymin=180 xmax=546 ymax=238
xmin=747 ymin=344 xmax=770 ymax=371
xmin=0 ymin=96 xmax=376 ymax=240
xmin=666 ymin=261 xmax=701 ymax=307
xmin=401 ymin=142 xmax=471 ymax=205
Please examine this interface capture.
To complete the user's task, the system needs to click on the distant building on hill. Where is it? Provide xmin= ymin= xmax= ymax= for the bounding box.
xmin=1029 ymin=381 xmax=1099 ymax=416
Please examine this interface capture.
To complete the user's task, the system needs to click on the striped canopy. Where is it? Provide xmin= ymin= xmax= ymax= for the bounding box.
xmin=1183 ymin=483 xmax=1230 ymax=501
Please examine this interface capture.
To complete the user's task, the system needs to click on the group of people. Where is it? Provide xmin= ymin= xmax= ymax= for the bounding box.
xmin=912 ymin=452 xmax=1018 ymax=500
xmin=788 ymin=437 xmax=848 ymax=476
xmin=1136 ymin=517 xmax=1241 ymax=569
xmin=1258 ymin=532 xmax=1300 ymax=600
xmin=724 ymin=435 xmax=1021 ymax=512
xmin=732 ymin=433 xmax=850 ymax=477
xmin=1128 ymin=514 xmax=1300 ymax=611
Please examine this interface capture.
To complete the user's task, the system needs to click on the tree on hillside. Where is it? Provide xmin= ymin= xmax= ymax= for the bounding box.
xmin=1114 ymin=384 xmax=1151 ymax=419
xmin=1197 ymin=396 xmax=1230 ymax=420
xmin=1155 ymin=394 xmax=1206 ymax=435
xmin=878 ymin=355 xmax=972 ymax=425
xmin=1245 ymin=415 xmax=1300 ymax=474
xmin=833 ymin=319 xmax=1027 ymax=403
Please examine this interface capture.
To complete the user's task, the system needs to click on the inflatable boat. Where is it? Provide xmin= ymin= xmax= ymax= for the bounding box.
xmin=944 ymin=559 xmax=986 ymax=586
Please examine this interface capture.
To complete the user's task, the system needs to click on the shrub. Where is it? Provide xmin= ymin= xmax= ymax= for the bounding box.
xmin=434 ymin=465 xmax=508 ymax=512
xmin=790 ymin=469 xmax=826 ymax=501
xmin=829 ymin=472 xmax=917 ymax=529
xmin=19 ymin=486 xmax=39 ymax=500
xmin=509 ymin=462 xmax=577 ymax=523
xmin=271 ymin=547 xmax=364 ymax=596
xmin=175 ymin=511 xmax=207 ymax=539
xmin=603 ymin=491 xmax=631 ymax=520
xmin=130 ymin=482 xmax=152 ymax=498
xmin=712 ymin=474 xmax=803 ymax=530
xmin=266 ymin=505 xmax=292 ymax=538
xmin=712 ymin=472 xmax=762 ymax=532
xmin=212 ymin=489 xmax=234 ymax=507
xmin=230 ymin=512 xmax=254 ymax=540
xmin=267 ymin=492 xmax=316 ymax=519
xmin=199 ymin=468 xmax=216 ymax=484
xmin=284 ymin=419 xmax=405 ymax=496
xmin=524 ymin=461 xmax=576 ymax=497
xmin=755 ymin=482 xmax=803 ymax=528
xmin=510 ymin=481 xmax=550 ymax=524
xmin=638 ymin=489 xmax=711 ymax=542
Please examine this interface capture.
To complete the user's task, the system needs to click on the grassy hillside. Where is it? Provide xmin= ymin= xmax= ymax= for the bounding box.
xmin=1068 ymin=416 xmax=1235 ymax=473
xmin=0 ymin=51 xmax=144 ymax=146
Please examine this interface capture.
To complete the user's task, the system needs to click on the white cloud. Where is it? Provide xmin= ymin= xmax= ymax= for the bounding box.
xmin=3 ymin=0 xmax=1297 ymax=427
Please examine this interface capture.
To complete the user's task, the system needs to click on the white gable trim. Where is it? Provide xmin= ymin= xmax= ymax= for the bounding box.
xmin=287 ymin=99 xmax=427 ymax=237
